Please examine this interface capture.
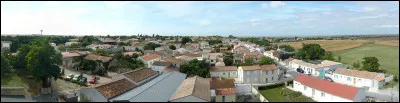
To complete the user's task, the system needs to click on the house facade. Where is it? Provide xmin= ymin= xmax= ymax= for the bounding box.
xmin=61 ymin=52 xmax=81 ymax=69
xmin=238 ymin=65 xmax=280 ymax=84
xmin=289 ymin=59 xmax=344 ymax=77
xmin=210 ymin=66 xmax=238 ymax=78
xmin=331 ymin=68 xmax=385 ymax=92
xmin=293 ymin=74 xmax=367 ymax=102
xmin=141 ymin=54 xmax=162 ymax=68
xmin=210 ymin=78 xmax=236 ymax=102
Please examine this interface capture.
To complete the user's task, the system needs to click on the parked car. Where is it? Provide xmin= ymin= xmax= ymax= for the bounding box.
xmin=66 ymin=74 xmax=74 ymax=80
xmin=296 ymin=68 xmax=304 ymax=73
xmin=73 ymin=76 xmax=79 ymax=81
xmin=89 ymin=75 xmax=97 ymax=84
xmin=80 ymin=77 xmax=87 ymax=83
xmin=323 ymin=76 xmax=334 ymax=82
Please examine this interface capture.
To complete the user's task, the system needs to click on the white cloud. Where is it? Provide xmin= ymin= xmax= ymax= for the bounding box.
xmin=363 ymin=7 xmax=377 ymax=12
xmin=200 ymin=19 xmax=212 ymax=26
xmin=104 ymin=1 xmax=131 ymax=9
xmin=261 ymin=3 xmax=268 ymax=8
xmin=250 ymin=19 xmax=261 ymax=22
xmin=270 ymin=1 xmax=285 ymax=8
xmin=374 ymin=25 xmax=399 ymax=28
xmin=349 ymin=14 xmax=388 ymax=21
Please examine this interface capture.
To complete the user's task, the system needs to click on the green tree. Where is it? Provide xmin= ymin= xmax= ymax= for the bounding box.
xmin=1 ymin=54 xmax=13 ymax=77
xmin=26 ymin=38 xmax=62 ymax=88
xmin=361 ymin=57 xmax=380 ymax=72
xmin=57 ymin=44 xmax=66 ymax=52
xmin=295 ymin=43 xmax=326 ymax=61
xmin=337 ymin=55 xmax=342 ymax=62
xmin=279 ymin=45 xmax=295 ymax=52
xmin=352 ymin=61 xmax=361 ymax=69
xmin=169 ymin=45 xmax=176 ymax=50
xmin=92 ymin=49 xmax=109 ymax=56
xmin=14 ymin=44 xmax=31 ymax=69
xmin=223 ymin=52 xmax=234 ymax=66
xmin=144 ymin=42 xmax=161 ymax=50
xmin=322 ymin=51 xmax=335 ymax=61
xmin=181 ymin=37 xmax=192 ymax=44
xmin=259 ymin=57 xmax=275 ymax=65
xmin=243 ymin=58 xmax=254 ymax=66
xmin=228 ymin=35 xmax=236 ymax=38
xmin=180 ymin=59 xmax=210 ymax=78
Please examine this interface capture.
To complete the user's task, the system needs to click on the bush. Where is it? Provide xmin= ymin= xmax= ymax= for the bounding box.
xmin=394 ymin=76 xmax=398 ymax=82
xmin=258 ymin=83 xmax=285 ymax=90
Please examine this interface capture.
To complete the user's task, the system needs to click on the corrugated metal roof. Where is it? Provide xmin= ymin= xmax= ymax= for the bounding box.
xmin=110 ymin=72 xmax=186 ymax=102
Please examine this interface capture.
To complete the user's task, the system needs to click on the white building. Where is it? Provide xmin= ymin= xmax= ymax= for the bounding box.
xmin=210 ymin=66 xmax=238 ymax=79
xmin=86 ymin=44 xmax=117 ymax=50
xmin=202 ymin=53 xmax=223 ymax=66
xmin=331 ymin=68 xmax=385 ymax=92
xmin=1 ymin=41 xmax=12 ymax=50
xmin=293 ymin=74 xmax=367 ymax=102
xmin=200 ymin=41 xmax=209 ymax=49
xmin=151 ymin=61 xmax=171 ymax=73
xmin=263 ymin=50 xmax=280 ymax=61
xmin=289 ymin=59 xmax=344 ymax=77
xmin=140 ymin=54 xmax=162 ymax=68
xmin=238 ymin=65 xmax=280 ymax=84
xmin=210 ymin=78 xmax=236 ymax=102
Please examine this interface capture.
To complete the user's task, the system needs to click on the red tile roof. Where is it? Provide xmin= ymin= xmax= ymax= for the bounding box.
xmin=260 ymin=65 xmax=278 ymax=71
xmin=84 ymin=54 xmax=112 ymax=62
xmin=95 ymin=78 xmax=136 ymax=99
xmin=122 ymin=68 xmax=158 ymax=83
xmin=210 ymin=66 xmax=238 ymax=72
xmin=62 ymin=53 xmax=81 ymax=58
xmin=294 ymin=74 xmax=360 ymax=100
xmin=215 ymin=88 xmax=236 ymax=95
xmin=143 ymin=54 xmax=161 ymax=61
xmin=240 ymin=65 xmax=261 ymax=70
xmin=210 ymin=79 xmax=235 ymax=89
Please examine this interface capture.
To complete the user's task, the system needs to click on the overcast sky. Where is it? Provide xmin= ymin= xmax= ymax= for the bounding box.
xmin=1 ymin=1 xmax=399 ymax=36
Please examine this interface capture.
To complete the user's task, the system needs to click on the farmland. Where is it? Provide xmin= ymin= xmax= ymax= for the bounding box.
xmin=275 ymin=40 xmax=373 ymax=52
xmin=335 ymin=44 xmax=399 ymax=76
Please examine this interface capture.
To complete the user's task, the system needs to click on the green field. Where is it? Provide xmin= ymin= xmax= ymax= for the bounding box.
xmin=335 ymin=44 xmax=399 ymax=76
xmin=260 ymin=87 xmax=314 ymax=102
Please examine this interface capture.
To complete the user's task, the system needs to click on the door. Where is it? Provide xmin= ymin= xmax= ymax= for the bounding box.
xmin=266 ymin=78 xmax=268 ymax=83
xmin=353 ymin=78 xmax=356 ymax=85
xmin=222 ymin=96 xmax=225 ymax=102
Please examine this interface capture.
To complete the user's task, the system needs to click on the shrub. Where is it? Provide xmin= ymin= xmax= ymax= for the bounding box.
xmin=370 ymin=99 xmax=376 ymax=102
xmin=258 ymin=83 xmax=285 ymax=90
xmin=394 ymin=76 xmax=398 ymax=82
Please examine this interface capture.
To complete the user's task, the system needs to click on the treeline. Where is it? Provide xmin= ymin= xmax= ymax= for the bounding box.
xmin=1 ymin=35 xmax=74 ymax=52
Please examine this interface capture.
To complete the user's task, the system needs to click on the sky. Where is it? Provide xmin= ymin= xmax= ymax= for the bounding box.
xmin=1 ymin=1 xmax=399 ymax=37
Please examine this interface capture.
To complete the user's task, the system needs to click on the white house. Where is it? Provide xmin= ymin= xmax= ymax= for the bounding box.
xmin=86 ymin=44 xmax=117 ymax=50
xmin=331 ymin=68 xmax=385 ymax=92
xmin=122 ymin=46 xmax=137 ymax=51
xmin=1 ymin=41 xmax=12 ymax=51
xmin=289 ymin=59 xmax=344 ymax=77
xmin=238 ymin=65 xmax=280 ymax=84
xmin=170 ymin=76 xmax=211 ymax=102
xmin=210 ymin=66 xmax=238 ymax=79
xmin=254 ymin=46 xmax=264 ymax=53
xmin=202 ymin=53 xmax=223 ymax=66
xmin=263 ymin=50 xmax=280 ymax=61
xmin=151 ymin=61 xmax=171 ymax=73
xmin=200 ymin=41 xmax=209 ymax=49
xmin=293 ymin=74 xmax=367 ymax=102
xmin=202 ymin=47 xmax=213 ymax=54
xmin=159 ymin=57 xmax=185 ymax=69
xmin=141 ymin=54 xmax=162 ymax=68
xmin=61 ymin=52 xmax=81 ymax=69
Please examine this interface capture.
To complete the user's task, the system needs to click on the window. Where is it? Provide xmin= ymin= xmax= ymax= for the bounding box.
xmin=304 ymin=86 xmax=307 ymax=90
xmin=312 ymin=89 xmax=315 ymax=95
xmin=272 ymin=77 xmax=274 ymax=81
xmin=358 ymin=79 xmax=361 ymax=83
xmin=223 ymin=73 xmax=226 ymax=75
xmin=321 ymin=92 xmax=325 ymax=97
xmin=334 ymin=75 xmax=338 ymax=79
xmin=272 ymin=70 xmax=274 ymax=74
xmin=347 ymin=77 xmax=351 ymax=81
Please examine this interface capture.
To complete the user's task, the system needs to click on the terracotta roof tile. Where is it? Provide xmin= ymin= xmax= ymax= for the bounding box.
xmin=240 ymin=65 xmax=261 ymax=70
xmin=122 ymin=52 xmax=142 ymax=56
xmin=84 ymin=54 xmax=112 ymax=62
xmin=62 ymin=53 xmax=81 ymax=58
xmin=260 ymin=64 xmax=278 ymax=71
xmin=170 ymin=76 xmax=211 ymax=101
xmin=143 ymin=54 xmax=161 ymax=61
xmin=95 ymin=78 xmax=136 ymax=99
xmin=210 ymin=79 xmax=235 ymax=89
xmin=153 ymin=61 xmax=171 ymax=66
xmin=163 ymin=57 xmax=185 ymax=64
xmin=122 ymin=68 xmax=158 ymax=83
xmin=163 ymin=66 xmax=179 ymax=72
xmin=295 ymin=74 xmax=359 ymax=100
xmin=210 ymin=66 xmax=238 ymax=72
xmin=216 ymin=88 xmax=236 ymax=95
xmin=334 ymin=68 xmax=379 ymax=79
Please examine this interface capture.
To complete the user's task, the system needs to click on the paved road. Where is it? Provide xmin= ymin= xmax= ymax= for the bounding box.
xmin=62 ymin=67 xmax=112 ymax=86
xmin=366 ymin=89 xmax=399 ymax=102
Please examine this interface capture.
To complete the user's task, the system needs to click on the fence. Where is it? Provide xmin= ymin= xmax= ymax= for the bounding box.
xmin=1 ymin=87 xmax=25 ymax=96
xmin=385 ymin=75 xmax=394 ymax=83
xmin=250 ymin=85 xmax=269 ymax=102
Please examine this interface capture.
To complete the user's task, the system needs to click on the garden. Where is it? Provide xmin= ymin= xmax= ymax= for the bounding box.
xmin=259 ymin=83 xmax=314 ymax=102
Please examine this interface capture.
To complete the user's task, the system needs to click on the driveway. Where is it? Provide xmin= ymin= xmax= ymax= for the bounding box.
xmin=61 ymin=67 xmax=112 ymax=86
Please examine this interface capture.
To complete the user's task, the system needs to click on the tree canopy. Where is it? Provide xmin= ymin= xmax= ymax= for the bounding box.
xmin=144 ymin=42 xmax=161 ymax=50
xmin=169 ymin=45 xmax=177 ymax=50
xmin=1 ymin=54 xmax=13 ymax=77
xmin=223 ymin=52 xmax=234 ymax=66
xmin=181 ymin=37 xmax=192 ymax=44
xmin=259 ymin=57 xmax=275 ymax=65
xmin=361 ymin=56 xmax=380 ymax=72
xmin=25 ymin=38 xmax=62 ymax=87
xmin=295 ymin=43 xmax=326 ymax=61
xmin=279 ymin=45 xmax=295 ymax=52
xmin=180 ymin=59 xmax=211 ymax=78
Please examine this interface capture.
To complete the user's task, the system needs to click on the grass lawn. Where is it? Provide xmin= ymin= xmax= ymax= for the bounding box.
xmin=259 ymin=87 xmax=314 ymax=102
xmin=335 ymin=44 xmax=399 ymax=76
xmin=382 ymin=81 xmax=399 ymax=89
xmin=1 ymin=71 xmax=41 ymax=96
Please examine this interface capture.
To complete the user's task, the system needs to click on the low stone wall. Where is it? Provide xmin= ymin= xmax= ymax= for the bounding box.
xmin=1 ymin=87 xmax=25 ymax=96
xmin=250 ymin=85 xmax=269 ymax=102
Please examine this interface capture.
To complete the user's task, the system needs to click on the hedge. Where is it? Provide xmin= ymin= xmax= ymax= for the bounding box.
xmin=258 ymin=82 xmax=285 ymax=90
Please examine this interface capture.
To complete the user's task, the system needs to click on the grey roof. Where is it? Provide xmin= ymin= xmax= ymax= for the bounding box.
xmin=110 ymin=72 xmax=187 ymax=102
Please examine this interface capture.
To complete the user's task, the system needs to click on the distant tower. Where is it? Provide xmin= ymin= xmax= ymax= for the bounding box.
xmin=277 ymin=44 xmax=280 ymax=51
xmin=40 ymin=30 xmax=43 ymax=35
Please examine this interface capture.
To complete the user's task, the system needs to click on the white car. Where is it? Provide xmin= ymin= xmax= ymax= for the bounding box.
xmin=66 ymin=74 xmax=74 ymax=80
xmin=73 ymin=76 xmax=79 ymax=81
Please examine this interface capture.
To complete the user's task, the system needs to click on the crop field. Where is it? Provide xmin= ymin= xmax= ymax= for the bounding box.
xmin=335 ymin=44 xmax=399 ymax=76
xmin=275 ymin=40 xmax=373 ymax=52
